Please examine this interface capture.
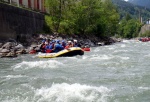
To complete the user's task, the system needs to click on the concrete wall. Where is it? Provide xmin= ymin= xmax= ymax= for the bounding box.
xmin=0 ymin=3 xmax=44 ymax=42
xmin=139 ymin=24 xmax=150 ymax=35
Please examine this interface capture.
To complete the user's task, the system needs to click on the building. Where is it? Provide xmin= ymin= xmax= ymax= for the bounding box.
xmin=2 ymin=0 xmax=45 ymax=12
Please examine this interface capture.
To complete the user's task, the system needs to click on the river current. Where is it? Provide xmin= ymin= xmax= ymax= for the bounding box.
xmin=0 ymin=40 xmax=150 ymax=102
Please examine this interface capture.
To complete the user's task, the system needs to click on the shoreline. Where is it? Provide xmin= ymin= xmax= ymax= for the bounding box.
xmin=0 ymin=34 xmax=122 ymax=58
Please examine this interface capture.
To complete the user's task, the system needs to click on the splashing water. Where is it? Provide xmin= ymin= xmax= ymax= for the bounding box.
xmin=1 ymin=40 xmax=150 ymax=102
xmin=35 ymin=83 xmax=111 ymax=102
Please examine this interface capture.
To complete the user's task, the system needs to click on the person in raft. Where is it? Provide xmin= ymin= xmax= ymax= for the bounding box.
xmin=65 ymin=41 xmax=74 ymax=49
xmin=40 ymin=40 xmax=46 ymax=53
xmin=40 ymin=39 xmax=83 ymax=53
xmin=61 ymin=40 xmax=66 ymax=48
xmin=52 ymin=40 xmax=64 ymax=53
xmin=73 ymin=39 xmax=81 ymax=47
xmin=45 ymin=41 xmax=52 ymax=53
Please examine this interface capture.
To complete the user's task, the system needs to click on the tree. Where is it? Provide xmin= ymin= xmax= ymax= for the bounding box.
xmin=118 ymin=18 xmax=142 ymax=38
xmin=45 ymin=0 xmax=120 ymax=37
xmin=101 ymin=0 xmax=120 ymax=37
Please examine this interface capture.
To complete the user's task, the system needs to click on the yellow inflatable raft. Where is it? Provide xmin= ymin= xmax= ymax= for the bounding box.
xmin=37 ymin=47 xmax=84 ymax=58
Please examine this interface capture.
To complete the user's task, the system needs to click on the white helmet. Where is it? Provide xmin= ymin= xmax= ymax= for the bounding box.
xmin=74 ymin=39 xmax=77 ymax=42
xmin=45 ymin=42 xmax=48 ymax=45
xmin=68 ymin=41 xmax=72 ymax=43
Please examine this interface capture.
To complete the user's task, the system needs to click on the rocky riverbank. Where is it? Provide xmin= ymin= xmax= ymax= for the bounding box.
xmin=0 ymin=34 xmax=122 ymax=58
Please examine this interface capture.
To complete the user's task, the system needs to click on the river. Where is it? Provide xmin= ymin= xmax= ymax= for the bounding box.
xmin=0 ymin=40 xmax=150 ymax=102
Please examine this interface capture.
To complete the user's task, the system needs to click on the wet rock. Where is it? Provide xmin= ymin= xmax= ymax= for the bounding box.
xmin=0 ymin=49 xmax=10 ymax=53
xmin=6 ymin=52 xmax=17 ymax=57
xmin=1 ymin=42 xmax=15 ymax=49
xmin=0 ymin=48 xmax=2 ymax=52
xmin=0 ymin=53 xmax=7 ymax=58
xmin=34 ymin=45 xmax=41 ymax=52
xmin=0 ymin=33 xmax=121 ymax=58
xmin=0 ymin=53 xmax=2 ymax=58
xmin=15 ymin=44 xmax=24 ymax=50
xmin=29 ymin=44 xmax=38 ymax=51
xmin=0 ymin=43 xmax=3 ymax=48
xmin=30 ymin=44 xmax=38 ymax=48
xmin=16 ymin=49 xmax=26 ymax=55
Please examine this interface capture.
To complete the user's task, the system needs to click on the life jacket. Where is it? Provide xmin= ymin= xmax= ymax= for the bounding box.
xmin=65 ymin=45 xmax=69 ymax=49
xmin=65 ymin=43 xmax=73 ymax=49
xmin=54 ymin=43 xmax=64 ymax=52
xmin=65 ymin=45 xmax=72 ymax=49
xmin=49 ymin=44 xmax=54 ymax=49
xmin=45 ymin=45 xmax=49 ymax=50
xmin=46 ymin=49 xmax=52 ymax=53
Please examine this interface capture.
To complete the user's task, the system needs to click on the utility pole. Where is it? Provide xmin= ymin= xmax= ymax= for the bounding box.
xmin=141 ymin=17 xmax=142 ymax=24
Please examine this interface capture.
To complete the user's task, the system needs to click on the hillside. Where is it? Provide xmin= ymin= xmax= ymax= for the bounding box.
xmin=128 ymin=0 xmax=150 ymax=9
xmin=112 ymin=0 xmax=150 ymax=22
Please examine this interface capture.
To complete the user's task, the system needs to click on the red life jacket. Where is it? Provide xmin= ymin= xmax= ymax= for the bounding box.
xmin=46 ymin=49 xmax=52 ymax=53
xmin=65 ymin=45 xmax=70 ymax=49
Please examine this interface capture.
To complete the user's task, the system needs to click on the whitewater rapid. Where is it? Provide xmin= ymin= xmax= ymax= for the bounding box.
xmin=0 ymin=40 xmax=150 ymax=102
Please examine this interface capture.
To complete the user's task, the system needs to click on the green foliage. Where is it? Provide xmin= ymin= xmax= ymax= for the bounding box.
xmin=101 ymin=0 xmax=120 ymax=37
xmin=45 ymin=0 xmax=120 ymax=37
xmin=112 ymin=0 xmax=150 ymax=22
xmin=45 ymin=15 xmax=53 ymax=31
xmin=111 ymin=0 xmax=150 ymax=38
xmin=44 ymin=0 xmax=145 ymax=38
xmin=140 ymin=31 xmax=150 ymax=37
xmin=125 ymin=13 xmax=132 ymax=21
xmin=118 ymin=18 xmax=142 ymax=38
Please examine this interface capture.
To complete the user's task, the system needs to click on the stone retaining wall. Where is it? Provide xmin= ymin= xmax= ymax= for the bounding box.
xmin=139 ymin=24 xmax=150 ymax=35
xmin=0 ymin=3 xmax=44 ymax=43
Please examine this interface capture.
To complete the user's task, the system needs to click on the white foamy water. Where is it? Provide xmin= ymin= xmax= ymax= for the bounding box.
xmin=122 ymin=39 xmax=131 ymax=43
xmin=108 ymin=47 xmax=115 ymax=50
xmin=2 ymin=75 xmax=28 ymax=78
xmin=114 ymin=49 xmax=128 ymax=53
xmin=12 ymin=60 xmax=64 ymax=70
xmin=138 ymin=87 xmax=150 ymax=90
xmin=90 ymin=54 xmax=113 ymax=60
xmin=1 ymin=40 xmax=150 ymax=102
xmin=120 ymin=44 xmax=126 ymax=48
xmin=35 ymin=83 xmax=111 ymax=102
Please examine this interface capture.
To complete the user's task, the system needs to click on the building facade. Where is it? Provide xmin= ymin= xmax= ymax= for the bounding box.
xmin=2 ymin=0 xmax=45 ymax=12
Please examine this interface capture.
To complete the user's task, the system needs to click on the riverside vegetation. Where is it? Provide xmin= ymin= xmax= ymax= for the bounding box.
xmin=44 ymin=0 xmax=142 ymax=39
